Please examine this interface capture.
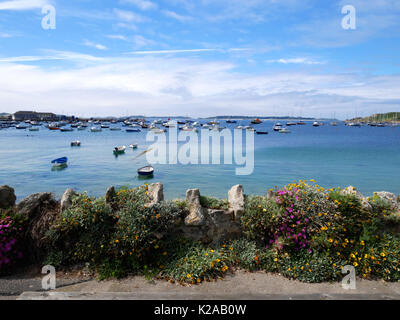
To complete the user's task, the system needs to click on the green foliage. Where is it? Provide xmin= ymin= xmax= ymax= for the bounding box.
xmin=276 ymin=250 xmax=343 ymax=283
xmin=161 ymin=240 xmax=232 ymax=284
xmin=41 ymin=182 xmax=400 ymax=284
xmin=241 ymin=196 xmax=282 ymax=243
xmin=200 ymin=196 xmax=229 ymax=210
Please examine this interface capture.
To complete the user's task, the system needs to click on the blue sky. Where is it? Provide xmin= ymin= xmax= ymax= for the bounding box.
xmin=0 ymin=0 xmax=400 ymax=119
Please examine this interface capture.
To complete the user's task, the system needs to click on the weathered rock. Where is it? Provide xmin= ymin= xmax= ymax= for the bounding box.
xmin=228 ymin=185 xmax=245 ymax=221
xmin=17 ymin=193 xmax=60 ymax=261
xmin=0 ymin=185 xmax=16 ymax=209
xmin=105 ymin=186 xmax=116 ymax=205
xmin=207 ymin=209 xmax=241 ymax=242
xmin=148 ymin=183 xmax=164 ymax=206
xmin=341 ymin=186 xmax=372 ymax=211
xmin=184 ymin=189 xmax=208 ymax=227
xmin=60 ymin=188 xmax=77 ymax=212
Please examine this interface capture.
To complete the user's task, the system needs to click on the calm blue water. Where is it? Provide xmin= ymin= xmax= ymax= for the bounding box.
xmin=1 ymin=120 xmax=399 ymax=201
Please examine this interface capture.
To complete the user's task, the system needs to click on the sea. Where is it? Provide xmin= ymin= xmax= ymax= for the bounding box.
xmin=1 ymin=119 xmax=399 ymax=201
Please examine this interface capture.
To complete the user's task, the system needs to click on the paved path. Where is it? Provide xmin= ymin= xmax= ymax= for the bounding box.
xmin=14 ymin=271 xmax=400 ymax=300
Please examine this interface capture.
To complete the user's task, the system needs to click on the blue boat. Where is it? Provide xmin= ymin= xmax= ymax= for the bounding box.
xmin=51 ymin=157 xmax=68 ymax=166
xmin=126 ymin=128 xmax=141 ymax=132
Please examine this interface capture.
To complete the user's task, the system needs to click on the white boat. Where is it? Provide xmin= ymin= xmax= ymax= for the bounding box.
xmin=279 ymin=127 xmax=291 ymax=133
xmin=77 ymin=126 xmax=86 ymax=131
xmin=273 ymin=123 xmax=282 ymax=131
xmin=90 ymin=127 xmax=102 ymax=132
xmin=129 ymin=143 xmax=138 ymax=149
xmin=138 ymin=165 xmax=154 ymax=176
xmin=71 ymin=140 xmax=81 ymax=147
xmin=245 ymin=126 xmax=255 ymax=132
xmin=312 ymin=121 xmax=320 ymax=127
xmin=163 ymin=120 xmax=176 ymax=128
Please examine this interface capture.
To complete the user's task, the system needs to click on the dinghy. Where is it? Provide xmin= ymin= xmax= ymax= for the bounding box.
xmin=138 ymin=165 xmax=154 ymax=176
xmin=129 ymin=143 xmax=138 ymax=149
xmin=113 ymin=146 xmax=126 ymax=155
xmin=71 ymin=141 xmax=81 ymax=147
xmin=51 ymin=157 xmax=68 ymax=166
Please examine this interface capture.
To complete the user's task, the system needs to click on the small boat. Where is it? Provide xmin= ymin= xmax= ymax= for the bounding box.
xmin=286 ymin=122 xmax=297 ymax=126
xmin=279 ymin=127 xmax=291 ymax=133
xmin=101 ymin=124 xmax=110 ymax=129
xmin=129 ymin=143 xmax=138 ymax=149
xmin=16 ymin=124 xmax=29 ymax=129
xmin=71 ymin=140 xmax=81 ymax=147
xmin=273 ymin=123 xmax=283 ymax=131
xmin=90 ymin=127 xmax=102 ymax=132
xmin=330 ymin=121 xmax=338 ymax=126
xmin=113 ymin=146 xmax=126 ymax=155
xmin=256 ymin=131 xmax=269 ymax=135
xmin=138 ymin=165 xmax=154 ymax=176
xmin=60 ymin=127 xmax=74 ymax=132
xmin=77 ymin=126 xmax=86 ymax=131
xmin=246 ymin=126 xmax=256 ymax=132
xmin=297 ymin=121 xmax=306 ymax=125
xmin=126 ymin=128 xmax=141 ymax=132
xmin=51 ymin=157 xmax=68 ymax=166
xmin=110 ymin=127 xmax=122 ymax=131
xmin=312 ymin=121 xmax=320 ymax=127
xmin=226 ymin=119 xmax=237 ymax=124
xmin=29 ymin=127 xmax=39 ymax=131
xmin=251 ymin=118 xmax=262 ymax=124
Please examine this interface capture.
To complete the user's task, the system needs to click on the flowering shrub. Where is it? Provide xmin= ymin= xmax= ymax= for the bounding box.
xmin=161 ymin=239 xmax=232 ymax=284
xmin=0 ymin=215 xmax=23 ymax=274
xmin=265 ymin=181 xmax=340 ymax=252
xmin=46 ymin=185 xmax=183 ymax=278
xmin=43 ymin=181 xmax=400 ymax=284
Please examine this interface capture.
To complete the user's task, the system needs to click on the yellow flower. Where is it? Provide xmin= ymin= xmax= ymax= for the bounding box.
xmin=274 ymin=258 xmax=278 ymax=262
xmin=187 ymin=274 xmax=192 ymax=278
xmin=353 ymin=262 xmax=358 ymax=267
xmin=381 ymin=252 xmax=386 ymax=257
xmin=115 ymin=239 xmax=119 ymax=244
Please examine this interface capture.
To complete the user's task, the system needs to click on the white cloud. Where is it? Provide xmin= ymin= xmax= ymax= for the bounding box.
xmin=119 ymin=0 xmax=158 ymax=11
xmin=0 ymin=54 xmax=399 ymax=118
xmin=267 ymin=58 xmax=325 ymax=65
xmin=0 ymin=32 xmax=13 ymax=38
xmin=114 ymin=8 xmax=148 ymax=23
xmin=83 ymin=40 xmax=108 ymax=51
xmin=162 ymin=10 xmax=192 ymax=22
xmin=127 ymin=48 xmax=219 ymax=54
xmin=106 ymin=34 xmax=128 ymax=41
xmin=0 ymin=0 xmax=50 ymax=10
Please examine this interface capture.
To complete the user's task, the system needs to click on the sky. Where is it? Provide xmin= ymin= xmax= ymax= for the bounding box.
xmin=0 ymin=0 xmax=400 ymax=119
